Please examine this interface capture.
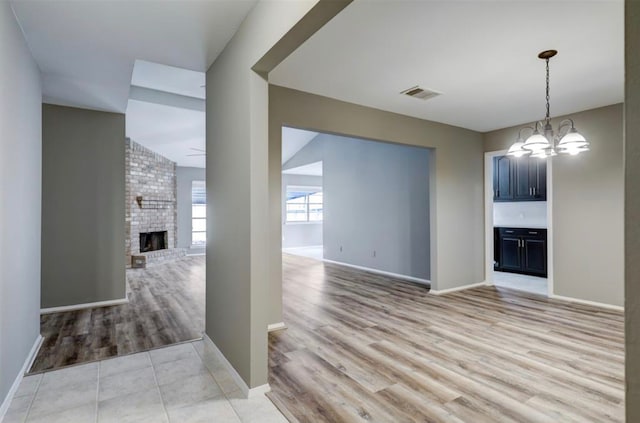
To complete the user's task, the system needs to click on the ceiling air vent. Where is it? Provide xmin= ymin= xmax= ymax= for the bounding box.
xmin=400 ymin=85 xmax=441 ymax=101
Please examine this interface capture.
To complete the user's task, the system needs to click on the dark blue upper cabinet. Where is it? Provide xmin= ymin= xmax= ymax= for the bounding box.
xmin=493 ymin=155 xmax=514 ymax=201
xmin=493 ymin=155 xmax=546 ymax=202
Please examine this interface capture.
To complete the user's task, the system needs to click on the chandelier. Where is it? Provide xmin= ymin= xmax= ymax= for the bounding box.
xmin=507 ymin=50 xmax=589 ymax=158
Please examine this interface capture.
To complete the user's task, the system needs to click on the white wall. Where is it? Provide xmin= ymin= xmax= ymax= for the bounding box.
xmin=493 ymin=202 xmax=547 ymax=228
xmin=321 ymin=134 xmax=431 ymax=280
xmin=281 ymin=174 xmax=322 ymax=248
xmin=0 ymin=1 xmax=42 ymax=411
xmin=177 ymin=166 xmax=206 ymax=251
xmin=283 ymin=133 xmax=431 ymax=280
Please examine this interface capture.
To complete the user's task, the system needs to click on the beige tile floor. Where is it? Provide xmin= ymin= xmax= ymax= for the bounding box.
xmin=2 ymin=341 xmax=287 ymax=423
xmin=492 ymin=270 xmax=548 ymax=296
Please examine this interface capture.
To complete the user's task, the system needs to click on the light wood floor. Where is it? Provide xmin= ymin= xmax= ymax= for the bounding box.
xmin=267 ymin=254 xmax=625 ymax=423
xmin=30 ymin=255 xmax=205 ymax=373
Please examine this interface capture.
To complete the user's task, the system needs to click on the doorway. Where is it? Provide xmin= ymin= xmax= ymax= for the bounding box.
xmin=484 ymin=150 xmax=552 ymax=296
xmin=280 ymin=127 xmax=324 ymax=260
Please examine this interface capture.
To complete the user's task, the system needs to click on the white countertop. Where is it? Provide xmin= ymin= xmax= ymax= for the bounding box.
xmin=494 ymin=225 xmax=547 ymax=229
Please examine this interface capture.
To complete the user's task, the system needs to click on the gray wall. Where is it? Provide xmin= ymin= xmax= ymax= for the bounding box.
xmin=484 ymin=104 xmax=623 ymax=307
xmin=281 ymin=174 xmax=323 ymax=248
xmin=323 ymin=135 xmax=430 ymax=280
xmin=0 ymin=1 xmax=42 ymax=407
xmin=206 ymin=0 xmax=332 ymax=389
xmin=177 ymin=166 xmax=206 ymax=250
xmin=284 ymin=134 xmax=430 ymax=279
xmin=625 ymin=0 xmax=640 ymax=419
xmin=269 ymin=85 xmax=484 ymax=305
xmin=42 ymin=104 xmax=126 ymax=308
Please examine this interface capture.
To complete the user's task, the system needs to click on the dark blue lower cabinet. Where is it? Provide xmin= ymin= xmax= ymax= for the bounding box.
xmin=494 ymin=227 xmax=547 ymax=277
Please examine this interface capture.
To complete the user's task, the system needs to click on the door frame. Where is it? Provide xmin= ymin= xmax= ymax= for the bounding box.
xmin=483 ymin=150 xmax=554 ymax=297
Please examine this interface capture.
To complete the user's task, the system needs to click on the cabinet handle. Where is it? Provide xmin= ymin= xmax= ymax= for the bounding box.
xmin=506 ymin=230 xmax=514 ymax=233
xmin=533 ymin=187 xmax=536 ymax=196
xmin=529 ymin=187 xmax=532 ymax=195
xmin=529 ymin=231 xmax=538 ymax=235
xmin=517 ymin=239 xmax=521 ymax=247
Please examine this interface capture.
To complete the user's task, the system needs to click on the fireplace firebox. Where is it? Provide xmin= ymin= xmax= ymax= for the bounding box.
xmin=140 ymin=231 xmax=168 ymax=253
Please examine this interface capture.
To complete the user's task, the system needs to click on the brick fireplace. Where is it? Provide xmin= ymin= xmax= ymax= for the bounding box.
xmin=125 ymin=139 xmax=184 ymax=267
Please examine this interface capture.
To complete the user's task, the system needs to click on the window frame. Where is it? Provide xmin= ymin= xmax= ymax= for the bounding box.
xmin=191 ymin=180 xmax=206 ymax=246
xmin=285 ymin=185 xmax=323 ymax=224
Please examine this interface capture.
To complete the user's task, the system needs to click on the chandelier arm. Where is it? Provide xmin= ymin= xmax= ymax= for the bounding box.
xmin=517 ymin=125 xmax=536 ymax=139
xmin=557 ymin=119 xmax=575 ymax=138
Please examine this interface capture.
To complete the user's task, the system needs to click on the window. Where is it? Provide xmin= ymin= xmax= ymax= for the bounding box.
xmin=286 ymin=186 xmax=323 ymax=223
xmin=192 ymin=181 xmax=206 ymax=246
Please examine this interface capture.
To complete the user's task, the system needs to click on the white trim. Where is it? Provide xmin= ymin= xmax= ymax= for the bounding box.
xmin=202 ymin=335 xmax=270 ymax=398
xmin=549 ymin=294 xmax=624 ymax=311
xmin=0 ymin=335 xmax=43 ymax=421
xmin=322 ymin=259 xmax=430 ymax=286
xmin=484 ymin=150 xmax=506 ymax=286
xmin=483 ymin=150 xmax=552 ymax=297
xmin=40 ymin=298 xmax=129 ymax=315
xmin=546 ymin=158 xmax=555 ymax=298
xmin=267 ymin=322 xmax=287 ymax=332
xmin=429 ymin=281 xmax=489 ymax=295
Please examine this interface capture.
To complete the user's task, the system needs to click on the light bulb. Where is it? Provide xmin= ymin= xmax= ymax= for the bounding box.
xmin=558 ymin=128 xmax=588 ymax=149
xmin=522 ymin=132 xmax=551 ymax=151
xmin=506 ymin=141 xmax=530 ymax=157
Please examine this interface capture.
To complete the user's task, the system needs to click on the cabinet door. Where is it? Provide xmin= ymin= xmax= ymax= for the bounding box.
xmin=500 ymin=236 xmax=522 ymax=271
xmin=493 ymin=156 xmax=513 ymax=201
xmin=532 ymin=159 xmax=547 ymax=200
xmin=513 ymin=157 xmax=533 ymax=200
xmin=523 ymin=237 xmax=547 ymax=276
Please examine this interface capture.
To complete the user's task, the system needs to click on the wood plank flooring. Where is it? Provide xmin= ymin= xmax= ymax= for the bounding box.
xmin=30 ymin=255 xmax=205 ymax=373
xmin=267 ymin=254 xmax=625 ymax=422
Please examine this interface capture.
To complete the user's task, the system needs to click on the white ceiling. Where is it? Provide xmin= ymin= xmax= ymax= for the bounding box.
xmin=282 ymin=127 xmax=318 ymax=164
xmin=270 ymin=0 xmax=624 ymax=132
xmin=10 ymin=0 xmax=257 ymax=113
xmin=126 ymin=99 xmax=205 ymax=168
xmin=131 ymin=60 xmax=205 ymax=100
xmin=126 ymin=61 xmax=206 ymax=168
xmin=282 ymin=161 xmax=323 ymax=177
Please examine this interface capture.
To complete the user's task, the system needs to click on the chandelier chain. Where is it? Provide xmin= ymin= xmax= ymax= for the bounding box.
xmin=545 ymin=58 xmax=550 ymax=122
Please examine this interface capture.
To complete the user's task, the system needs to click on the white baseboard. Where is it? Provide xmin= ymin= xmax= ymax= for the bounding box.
xmin=0 ymin=334 xmax=43 ymax=421
xmin=549 ymin=294 xmax=624 ymax=311
xmin=40 ymin=298 xmax=129 ymax=315
xmin=203 ymin=335 xmax=270 ymax=398
xmin=267 ymin=322 xmax=287 ymax=332
xmin=430 ymin=281 xmax=489 ymax=295
xmin=322 ymin=259 xmax=430 ymax=286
